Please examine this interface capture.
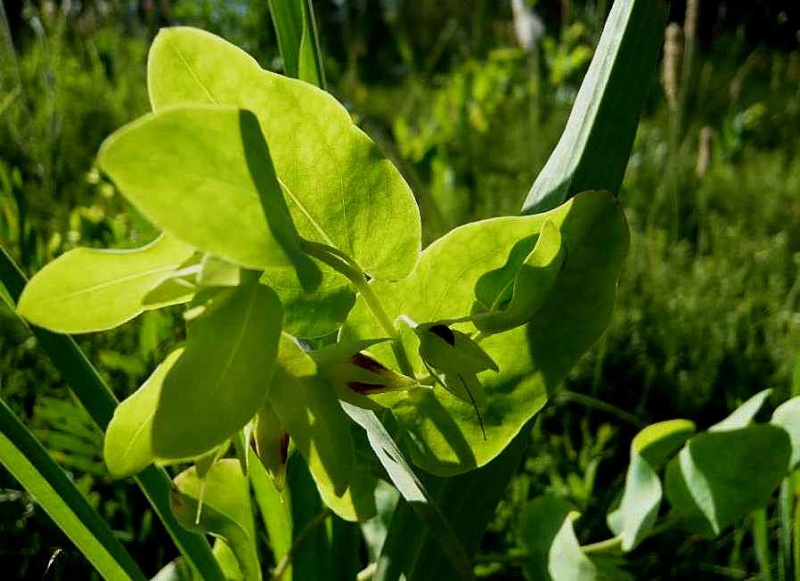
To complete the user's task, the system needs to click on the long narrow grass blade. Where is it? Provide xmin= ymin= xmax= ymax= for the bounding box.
xmin=522 ymin=0 xmax=669 ymax=213
xmin=0 ymin=245 xmax=224 ymax=581
xmin=0 ymin=398 xmax=145 ymax=580
xmin=267 ymin=0 xmax=326 ymax=88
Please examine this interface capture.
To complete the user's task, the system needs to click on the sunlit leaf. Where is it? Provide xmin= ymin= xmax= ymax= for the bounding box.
xmin=98 ymin=106 xmax=315 ymax=284
xmin=471 ymin=220 xmax=564 ymax=334
xmin=267 ymin=335 xmax=361 ymax=519
xmin=152 ymin=276 xmax=282 ymax=460
xmin=260 ymin=263 xmax=355 ymax=338
xmin=147 ymin=27 xmax=420 ymax=282
xmin=607 ymin=419 xmax=696 ymax=551
xmin=772 ymin=397 xmax=800 ymax=469
xmin=18 ymin=235 xmax=194 ymax=333
xmin=709 ymin=389 xmax=771 ymax=432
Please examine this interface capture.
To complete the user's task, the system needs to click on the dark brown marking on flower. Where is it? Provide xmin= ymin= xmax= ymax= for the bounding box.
xmin=429 ymin=324 xmax=455 ymax=345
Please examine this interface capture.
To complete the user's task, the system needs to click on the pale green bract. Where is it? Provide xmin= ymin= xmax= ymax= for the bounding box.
xmin=17 ymin=234 xmax=194 ymax=333
xmin=146 ymin=26 xmax=421 ymax=282
xmin=341 ymin=191 xmax=628 ymax=476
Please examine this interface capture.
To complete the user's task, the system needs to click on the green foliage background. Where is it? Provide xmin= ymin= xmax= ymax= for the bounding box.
xmin=1 ymin=0 xmax=800 ymax=578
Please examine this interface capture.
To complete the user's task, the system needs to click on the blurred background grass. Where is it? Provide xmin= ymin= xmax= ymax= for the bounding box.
xmin=1 ymin=0 xmax=799 ymax=578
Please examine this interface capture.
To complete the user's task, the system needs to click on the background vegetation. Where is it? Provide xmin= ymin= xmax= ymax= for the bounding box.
xmin=1 ymin=0 xmax=799 ymax=578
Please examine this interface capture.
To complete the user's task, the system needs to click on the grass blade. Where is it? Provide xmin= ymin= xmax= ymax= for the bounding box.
xmin=522 ymin=0 xmax=669 ymax=213
xmin=268 ymin=0 xmax=326 ymax=88
xmin=0 ymin=245 xmax=224 ymax=581
xmin=0 ymin=398 xmax=145 ymax=580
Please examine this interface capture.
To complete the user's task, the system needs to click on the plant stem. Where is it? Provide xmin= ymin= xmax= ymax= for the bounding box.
xmin=794 ymin=493 xmax=800 ymax=581
xmin=552 ymin=390 xmax=645 ymax=428
xmin=271 ymin=508 xmax=332 ymax=581
xmin=299 ymin=240 xmax=416 ymax=377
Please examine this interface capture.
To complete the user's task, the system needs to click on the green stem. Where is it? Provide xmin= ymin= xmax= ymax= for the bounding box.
xmin=299 ymin=240 xmax=416 ymax=377
xmin=794 ymin=493 xmax=800 ymax=581
xmin=552 ymin=390 xmax=645 ymax=428
xmin=271 ymin=508 xmax=332 ymax=580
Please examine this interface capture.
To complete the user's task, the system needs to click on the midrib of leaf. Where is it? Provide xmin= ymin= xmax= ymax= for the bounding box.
xmin=120 ymin=407 xmax=157 ymax=468
xmin=209 ymin=283 xmax=260 ymax=398
xmin=167 ymin=43 xmax=219 ymax=105
xmin=279 ymin=178 xmax=336 ymax=247
xmin=168 ymin=51 xmax=361 ymax=268
xmin=32 ymin=265 xmax=178 ymax=307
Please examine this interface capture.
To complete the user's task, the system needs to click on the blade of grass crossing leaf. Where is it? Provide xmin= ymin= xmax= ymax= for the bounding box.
xmin=267 ymin=0 xmax=303 ymax=78
xmin=0 ymin=398 xmax=145 ymax=580
xmin=522 ymin=0 xmax=669 ymax=213
xmin=375 ymin=424 xmax=528 ymax=580
xmin=342 ymin=403 xmax=476 ymax=581
xmin=0 ymin=245 xmax=224 ymax=581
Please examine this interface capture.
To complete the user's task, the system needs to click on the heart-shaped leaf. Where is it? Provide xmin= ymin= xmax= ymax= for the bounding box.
xmin=152 ymin=276 xmax=282 ymax=460
xmin=18 ymin=235 xmax=194 ymax=333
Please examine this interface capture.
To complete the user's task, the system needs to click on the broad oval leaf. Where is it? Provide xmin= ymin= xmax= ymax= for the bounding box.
xmin=104 ymin=349 xmax=183 ymax=478
xmin=171 ymin=460 xmax=260 ymax=580
xmin=18 ymin=235 xmax=194 ymax=333
xmin=341 ymin=191 xmax=628 ymax=475
xmin=147 ymin=26 xmax=421 ymax=281
xmin=98 ymin=106 xmax=311 ymax=275
xmin=152 ymin=277 xmax=282 ymax=459
xmin=665 ymin=425 xmax=791 ymax=536
xmin=260 ymin=262 xmax=356 ymax=338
